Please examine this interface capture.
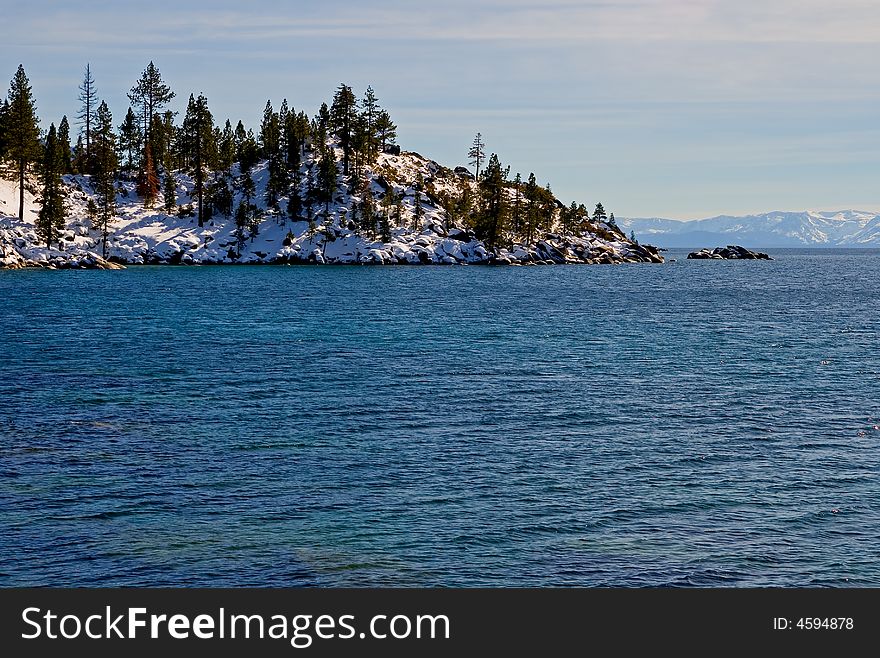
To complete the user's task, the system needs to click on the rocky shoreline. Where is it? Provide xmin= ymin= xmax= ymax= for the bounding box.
xmin=1 ymin=226 xmax=664 ymax=270
xmin=687 ymin=245 xmax=772 ymax=260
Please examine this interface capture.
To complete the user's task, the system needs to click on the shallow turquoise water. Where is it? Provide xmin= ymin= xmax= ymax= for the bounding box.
xmin=1 ymin=249 xmax=879 ymax=586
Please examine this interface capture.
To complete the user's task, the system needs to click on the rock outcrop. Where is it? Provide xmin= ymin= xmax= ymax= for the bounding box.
xmin=687 ymin=245 xmax=772 ymax=260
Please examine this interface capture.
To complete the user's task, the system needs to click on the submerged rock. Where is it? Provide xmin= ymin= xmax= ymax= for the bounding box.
xmin=687 ymin=245 xmax=772 ymax=260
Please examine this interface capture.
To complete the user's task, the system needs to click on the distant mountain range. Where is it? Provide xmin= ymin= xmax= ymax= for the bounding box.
xmin=619 ymin=210 xmax=880 ymax=247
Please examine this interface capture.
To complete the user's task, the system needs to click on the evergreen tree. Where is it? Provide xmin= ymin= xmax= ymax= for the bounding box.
xmin=92 ymin=101 xmax=117 ymax=259
xmin=542 ymin=183 xmax=555 ymax=231
xmin=316 ymin=102 xmax=330 ymax=140
xmin=72 ymin=134 xmax=85 ymax=174
xmin=0 ymin=99 xmax=9 ymax=161
xmin=260 ymin=100 xmax=286 ymax=209
xmin=359 ymin=179 xmax=376 ymax=237
xmin=374 ymin=109 xmax=397 ymax=152
xmin=329 ymin=84 xmax=356 ymax=175
xmin=565 ymin=201 xmax=578 ymax=235
xmin=57 ymin=115 xmax=73 ymax=173
xmin=361 ymin=85 xmax=380 ymax=160
xmin=379 ymin=187 xmax=394 ymax=242
xmin=234 ymin=200 xmax=248 ymax=254
xmin=6 ymin=65 xmax=41 ymax=222
xmin=237 ymin=161 xmax=256 ymax=224
xmin=182 ymin=93 xmax=214 ymax=226
xmin=76 ymin=63 xmax=97 ymax=171
xmin=36 ymin=123 xmax=66 ymax=248
xmin=287 ymin=180 xmax=303 ymax=222
xmin=468 ymin=132 xmax=485 ymax=181
xmin=118 ymin=107 xmax=142 ymax=173
xmin=217 ymin=119 xmax=235 ymax=171
xmin=283 ymin=106 xmax=301 ymax=171
xmin=150 ymin=111 xmax=175 ymax=168
xmin=511 ymin=172 xmax=523 ymax=235
xmin=137 ymin=143 xmax=160 ymax=207
xmin=594 ymin=202 xmax=607 ymax=222
xmin=128 ymin=61 xmax=175 ymax=143
xmin=525 ymin=172 xmax=538 ymax=246
xmin=163 ymin=157 xmax=176 ymax=213
xmin=207 ymin=173 xmax=233 ymax=219
xmin=475 ymin=153 xmax=509 ymax=248
xmin=412 ymin=174 xmax=424 ymax=233
xmin=630 ymin=229 xmax=638 ymax=244
xmin=317 ymin=144 xmax=337 ymax=220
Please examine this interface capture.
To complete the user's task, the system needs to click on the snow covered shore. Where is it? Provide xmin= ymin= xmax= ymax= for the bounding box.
xmin=0 ymin=149 xmax=663 ymax=270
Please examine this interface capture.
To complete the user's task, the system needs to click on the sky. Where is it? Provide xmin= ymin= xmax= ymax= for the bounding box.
xmin=3 ymin=0 xmax=879 ymax=219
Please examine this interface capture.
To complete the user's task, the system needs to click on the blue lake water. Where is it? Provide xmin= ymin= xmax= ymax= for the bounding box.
xmin=1 ymin=249 xmax=879 ymax=587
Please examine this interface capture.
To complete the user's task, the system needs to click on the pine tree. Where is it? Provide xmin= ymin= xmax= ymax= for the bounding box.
xmin=6 ymin=65 xmax=41 ymax=222
xmin=137 ymin=143 xmax=160 ymax=207
xmin=36 ymin=123 xmax=66 ymax=248
xmin=379 ymin=188 xmax=394 ymax=242
xmin=182 ymin=93 xmax=214 ymax=226
xmin=76 ymin=63 xmax=97 ymax=171
xmin=260 ymin=100 xmax=286 ymax=209
xmin=283 ymin=106 xmax=301 ymax=171
xmin=468 ymin=132 xmax=485 ymax=181
xmin=316 ymin=102 xmax=330 ymax=140
xmin=542 ymin=183 xmax=555 ymax=231
xmin=475 ymin=153 xmax=509 ymax=248
xmin=57 ymin=115 xmax=73 ymax=174
xmin=237 ymin=161 xmax=256 ymax=224
xmin=361 ymin=85 xmax=380 ymax=161
xmin=511 ymin=172 xmax=523 ymax=235
xmin=329 ymin=84 xmax=356 ymax=175
xmin=128 ymin=61 xmax=175 ymax=143
xmin=217 ymin=119 xmax=235 ymax=171
xmin=412 ymin=175 xmax=424 ymax=232
xmin=0 ymin=99 xmax=9 ymax=161
xmin=359 ymin=179 xmax=376 ymax=237
xmin=72 ymin=134 xmax=85 ymax=174
xmin=525 ymin=172 xmax=538 ymax=246
xmin=234 ymin=201 xmax=248 ymax=255
xmin=317 ymin=144 xmax=337 ymax=220
xmin=594 ymin=202 xmax=607 ymax=222
xmin=150 ymin=110 xmax=175 ymax=167
xmin=118 ymin=107 xmax=141 ymax=173
xmin=92 ymin=101 xmax=117 ymax=259
xmin=374 ymin=109 xmax=397 ymax=152
xmin=163 ymin=158 xmax=176 ymax=213
xmin=565 ymin=201 xmax=578 ymax=235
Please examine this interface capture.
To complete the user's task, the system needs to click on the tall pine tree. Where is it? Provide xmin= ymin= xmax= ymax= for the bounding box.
xmin=329 ymin=84 xmax=356 ymax=175
xmin=468 ymin=132 xmax=485 ymax=181
xmin=118 ymin=107 xmax=142 ymax=173
xmin=6 ymin=65 xmax=41 ymax=222
xmin=36 ymin=123 xmax=66 ymax=248
xmin=182 ymin=93 xmax=214 ymax=226
xmin=476 ymin=153 xmax=509 ymax=248
xmin=137 ymin=143 xmax=160 ymax=208
xmin=128 ymin=61 xmax=175 ymax=144
xmin=92 ymin=101 xmax=118 ymax=259
xmin=76 ymin=63 xmax=97 ymax=172
xmin=57 ymin=115 xmax=73 ymax=174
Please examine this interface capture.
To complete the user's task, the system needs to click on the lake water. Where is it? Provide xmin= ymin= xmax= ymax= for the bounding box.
xmin=1 ymin=249 xmax=879 ymax=587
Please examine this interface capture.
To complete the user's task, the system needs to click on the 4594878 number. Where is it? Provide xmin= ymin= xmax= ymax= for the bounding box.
xmin=797 ymin=618 xmax=853 ymax=630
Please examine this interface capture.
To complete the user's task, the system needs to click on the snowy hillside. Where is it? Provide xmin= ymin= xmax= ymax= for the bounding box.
xmin=0 ymin=145 xmax=663 ymax=269
xmin=620 ymin=211 xmax=880 ymax=248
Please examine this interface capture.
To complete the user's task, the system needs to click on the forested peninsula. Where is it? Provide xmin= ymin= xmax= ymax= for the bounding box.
xmin=0 ymin=63 xmax=663 ymax=269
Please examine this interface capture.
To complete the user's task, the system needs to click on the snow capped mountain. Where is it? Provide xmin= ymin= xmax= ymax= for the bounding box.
xmin=620 ymin=210 xmax=880 ymax=247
